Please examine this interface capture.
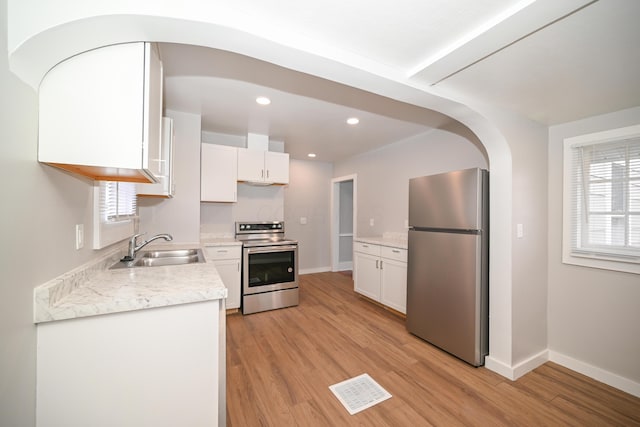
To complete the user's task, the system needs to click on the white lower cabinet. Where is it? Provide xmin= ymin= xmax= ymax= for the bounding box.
xmin=204 ymin=245 xmax=242 ymax=309
xmin=36 ymin=301 xmax=224 ymax=427
xmin=353 ymin=241 xmax=407 ymax=314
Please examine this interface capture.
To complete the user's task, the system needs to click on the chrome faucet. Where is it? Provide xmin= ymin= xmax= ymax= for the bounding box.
xmin=121 ymin=233 xmax=173 ymax=262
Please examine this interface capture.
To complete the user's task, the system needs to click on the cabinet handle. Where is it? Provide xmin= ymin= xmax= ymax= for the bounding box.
xmin=218 ymin=249 xmax=228 ymax=253
xmin=237 ymin=262 xmax=240 ymax=272
xmin=380 ymin=260 xmax=383 ymax=270
xmin=392 ymin=249 xmax=400 ymax=253
xmin=362 ymin=244 xmax=369 ymax=248
xmin=266 ymin=170 xmax=270 ymax=179
xmin=376 ymin=260 xmax=379 ymax=269
xmin=261 ymin=169 xmax=264 ymax=178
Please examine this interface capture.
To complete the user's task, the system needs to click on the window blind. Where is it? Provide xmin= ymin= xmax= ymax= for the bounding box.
xmin=99 ymin=181 xmax=138 ymax=222
xmin=569 ymin=136 xmax=640 ymax=261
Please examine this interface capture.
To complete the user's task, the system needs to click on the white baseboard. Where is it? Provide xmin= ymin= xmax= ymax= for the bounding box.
xmin=484 ymin=351 xmax=547 ymax=380
xmin=549 ymin=350 xmax=640 ymax=398
xmin=512 ymin=350 xmax=549 ymax=380
xmin=299 ymin=266 xmax=331 ymax=275
xmin=484 ymin=355 xmax=516 ymax=380
xmin=486 ymin=350 xmax=640 ymax=398
xmin=335 ymin=262 xmax=353 ymax=271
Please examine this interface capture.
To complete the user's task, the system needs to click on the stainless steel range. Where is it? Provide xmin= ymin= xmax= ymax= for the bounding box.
xmin=235 ymin=221 xmax=299 ymax=314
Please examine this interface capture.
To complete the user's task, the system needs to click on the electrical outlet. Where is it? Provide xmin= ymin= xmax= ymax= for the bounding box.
xmin=75 ymin=224 xmax=84 ymax=250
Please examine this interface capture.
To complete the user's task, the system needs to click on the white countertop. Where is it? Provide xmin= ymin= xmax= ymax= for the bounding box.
xmin=354 ymin=233 xmax=408 ymax=250
xmin=34 ymin=244 xmax=227 ymax=324
xmin=200 ymin=235 xmax=242 ymax=246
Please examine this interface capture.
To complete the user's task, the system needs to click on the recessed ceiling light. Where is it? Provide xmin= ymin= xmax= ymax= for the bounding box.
xmin=347 ymin=117 xmax=359 ymax=125
xmin=308 ymin=153 xmax=317 ymax=158
xmin=256 ymin=96 xmax=271 ymax=105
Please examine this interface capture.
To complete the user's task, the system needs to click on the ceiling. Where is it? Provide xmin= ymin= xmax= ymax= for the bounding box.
xmin=160 ymin=0 xmax=640 ymax=162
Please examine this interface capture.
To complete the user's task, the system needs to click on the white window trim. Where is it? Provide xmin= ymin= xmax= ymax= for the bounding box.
xmin=562 ymin=124 xmax=640 ymax=275
xmin=93 ymin=181 xmax=137 ymax=249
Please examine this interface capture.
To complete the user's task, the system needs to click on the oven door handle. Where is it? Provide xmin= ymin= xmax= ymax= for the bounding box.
xmin=246 ymin=245 xmax=298 ymax=254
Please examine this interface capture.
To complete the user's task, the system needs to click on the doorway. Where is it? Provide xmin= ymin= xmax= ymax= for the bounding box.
xmin=331 ymin=174 xmax=357 ymax=272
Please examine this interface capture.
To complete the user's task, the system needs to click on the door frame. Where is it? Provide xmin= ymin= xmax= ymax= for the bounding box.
xmin=330 ymin=174 xmax=357 ymax=272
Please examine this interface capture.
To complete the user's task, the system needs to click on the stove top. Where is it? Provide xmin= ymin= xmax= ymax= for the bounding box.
xmin=235 ymin=221 xmax=297 ymax=247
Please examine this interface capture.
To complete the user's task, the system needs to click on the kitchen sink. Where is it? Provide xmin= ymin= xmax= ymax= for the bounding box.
xmin=110 ymin=248 xmax=205 ymax=269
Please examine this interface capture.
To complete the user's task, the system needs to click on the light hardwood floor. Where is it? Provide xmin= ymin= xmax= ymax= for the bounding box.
xmin=226 ymin=272 xmax=640 ymax=426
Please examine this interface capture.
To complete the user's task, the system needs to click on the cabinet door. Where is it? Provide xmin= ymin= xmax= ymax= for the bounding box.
xmin=380 ymin=257 xmax=407 ymax=314
xmin=38 ymin=42 xmax=163 ymax=182
xmin=353 ymin=251 xmax=381 ymax=301
xmin=265 ymin=151 xmax=289 ymax=184
xmin=137 ymin=117 xmax=174 ymax=197
xmin=201 ymin=144 xmax=237 ymax=202
xmin=143 ymin=42 xmax=163 ymax=176
xmin=236 ymin=148 xmax=265 ymax=182
xmin=213 ymin=259 xmax=241 ymax=309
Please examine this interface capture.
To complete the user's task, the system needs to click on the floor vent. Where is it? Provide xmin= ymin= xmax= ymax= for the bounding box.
xmin=329 ymin=373 xmax=392 ymax=415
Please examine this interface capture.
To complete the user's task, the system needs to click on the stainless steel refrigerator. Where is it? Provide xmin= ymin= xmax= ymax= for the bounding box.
xmin=406 ymin=167 xmax=489 ymax=366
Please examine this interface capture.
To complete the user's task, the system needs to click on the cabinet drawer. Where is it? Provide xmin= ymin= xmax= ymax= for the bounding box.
xmin=204 ymin=245 xmax=241 ymax=260
xmin=353 ymin=241 xmax=381 ymax=256
xmin=381 ymin=246 xmax=407 ymax=262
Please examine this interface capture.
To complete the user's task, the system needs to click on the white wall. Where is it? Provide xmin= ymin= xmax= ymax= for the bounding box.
xmin=548 ymin=106 xmax=640 ymax=388
xmin=284 ymin=159 xmax=333 ymax=273
xmin=200 ymin=183 xmax=285 ymax=237
xmin=334 ymin=128 xmax=488 ymax=236
xmin=1 ymin=5 xmax=117 ymax=424
xmin=475 ymin=106 xmax=549 ymax=371
xmin=138 ymin=109 xmax=202 ymax=244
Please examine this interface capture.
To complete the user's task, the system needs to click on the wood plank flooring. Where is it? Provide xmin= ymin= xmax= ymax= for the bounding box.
xmin=226 ymin=272 xmax=640 ymax=426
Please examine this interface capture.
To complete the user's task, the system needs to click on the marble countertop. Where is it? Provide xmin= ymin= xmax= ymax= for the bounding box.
xmin=34 ymin=243 xmax=227 ymax=324
xmin=200 ymin=235 xmax=242 ymax=246
xmin=354 ymin=233 xmax=408 ymax=250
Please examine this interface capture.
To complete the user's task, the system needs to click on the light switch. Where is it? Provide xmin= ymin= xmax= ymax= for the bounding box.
xmin=369 ymin=218 xmax=374 ymax=227
xmin=516 ymin=223 xmax=524 ymax=239
xmin=300 ymin=217 xmax=307 ymax=225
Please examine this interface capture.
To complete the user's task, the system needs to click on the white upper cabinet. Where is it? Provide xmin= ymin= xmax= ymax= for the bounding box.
xmin=137 ymin=117 xmax=174 ymax=198
xmin=38 ymin=42 xmax=163 ymax=183
xmin=237 ymin=148 xmax=289 ymax=184
xmin=201 ymin=144 xmax=238 ymax=202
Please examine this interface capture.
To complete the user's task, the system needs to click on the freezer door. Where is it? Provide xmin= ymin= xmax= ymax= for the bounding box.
xmin=406 ymin=229 xmax=487 ymax=366
xmin=409 ymin=168 xmax=486 ymax=230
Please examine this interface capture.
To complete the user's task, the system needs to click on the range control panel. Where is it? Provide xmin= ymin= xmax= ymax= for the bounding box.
xmin=236 ymin=221 xmax=284 ymax=235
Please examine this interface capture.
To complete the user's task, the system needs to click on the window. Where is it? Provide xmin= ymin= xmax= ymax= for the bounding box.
xmin=93 ymin=181 xmax=138 ymax=249
xmin=563 ymin=124 xmax=640 ymax=274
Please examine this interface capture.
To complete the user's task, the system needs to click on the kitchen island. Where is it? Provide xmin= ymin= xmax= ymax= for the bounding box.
xmin=33 ymin=244 xmax=227 ymax=427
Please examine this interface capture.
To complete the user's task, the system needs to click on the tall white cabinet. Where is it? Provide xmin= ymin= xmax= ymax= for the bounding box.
xmin=353 ymin=240 xmax=407 ymax=314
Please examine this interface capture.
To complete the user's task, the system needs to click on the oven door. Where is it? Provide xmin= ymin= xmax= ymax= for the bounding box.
xmin=243 ymin=244 xmax=298 ymax=295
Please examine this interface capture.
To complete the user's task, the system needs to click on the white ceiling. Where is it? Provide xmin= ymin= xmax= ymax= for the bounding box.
xmin=160 ymin=0 xmax=640 ymax=162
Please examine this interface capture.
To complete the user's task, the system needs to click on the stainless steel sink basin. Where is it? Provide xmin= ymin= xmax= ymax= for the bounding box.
xmin=110 ymin=248 xmax=205 ymax=269
xmin=142 ymin=249 xmax=200 ymax=259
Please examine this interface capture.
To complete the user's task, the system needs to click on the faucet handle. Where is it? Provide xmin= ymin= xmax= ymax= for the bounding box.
xmin=130 ymin=232 xmax=146 ymax=244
